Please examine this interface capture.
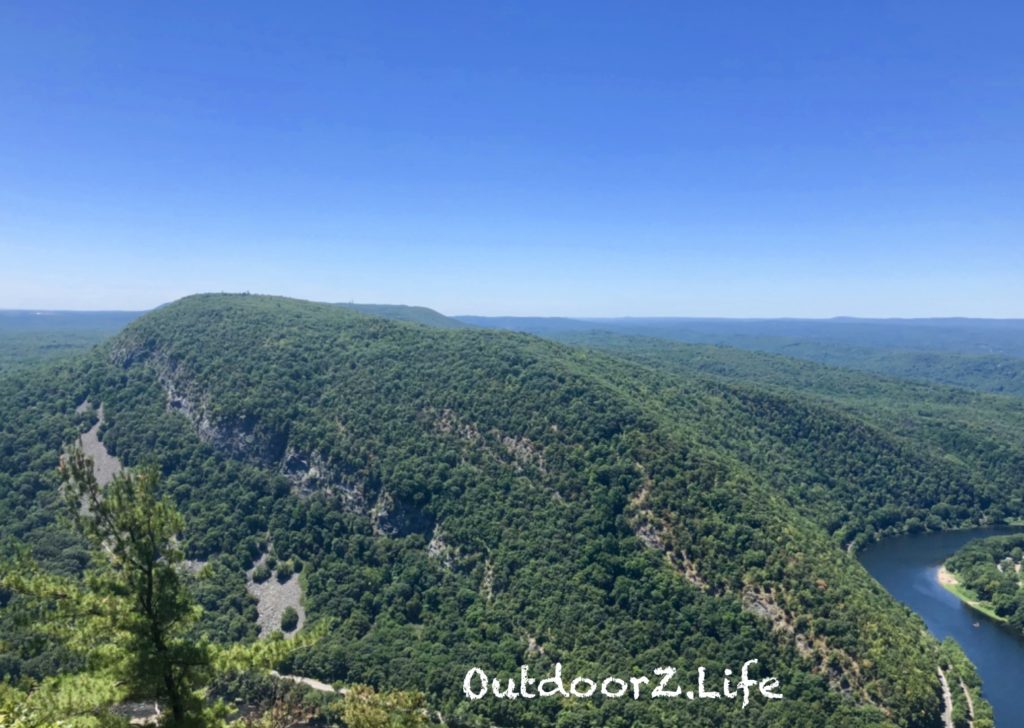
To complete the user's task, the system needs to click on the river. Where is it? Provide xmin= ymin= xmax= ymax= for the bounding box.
xmin=858 ymin=527 xmax=1024 ymax=726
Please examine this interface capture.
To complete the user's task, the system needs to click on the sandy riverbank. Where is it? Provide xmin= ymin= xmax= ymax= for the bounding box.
xmin=937 ymin=565 xmax=958 ymax=587
xmin=936 ymin=564 xmax=1006 ymax=624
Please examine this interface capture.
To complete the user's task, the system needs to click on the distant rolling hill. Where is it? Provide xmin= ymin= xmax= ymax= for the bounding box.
xmin=337 ymin=302 xmax=469 ymax=329
xmin=458 ymin=315 xmax=1024 ymax=397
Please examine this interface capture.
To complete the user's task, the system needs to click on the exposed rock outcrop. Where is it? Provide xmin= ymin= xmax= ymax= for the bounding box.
xmin=371 ymin=487 xmax=434 ymax=538
xmin=76 ymin=402 xmax=123 ymax=487
xmin=245 ymin=553 xmax=305 ymax=639
xmin=282 ymin=447 xmax=369 ymax=512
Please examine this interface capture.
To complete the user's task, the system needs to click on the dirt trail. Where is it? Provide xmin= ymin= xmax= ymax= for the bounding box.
xmin=959 ymin=678 xmax=976 ymax=727
xmin=269 ymin=670 xmax=342 ymax=694
xmin=937 ymin=667 xmax=954 ymax=728
xmin=110 ymin=701 xmax=160 ymax=725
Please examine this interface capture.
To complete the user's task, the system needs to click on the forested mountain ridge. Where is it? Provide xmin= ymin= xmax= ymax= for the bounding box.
xmin=538 ymin=333 xmax=1024 ymax=546
xmin=457 ymin=316 xmax=1024 ymax=397
xmin=336 ymin=303 xmax=469 ymax=329
xmin=0 ymin=293 xmax=1008 ymax=725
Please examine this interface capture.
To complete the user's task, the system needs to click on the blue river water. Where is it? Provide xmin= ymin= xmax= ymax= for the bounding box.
xmin=858 ymin=527 xmax=1024 ymax=726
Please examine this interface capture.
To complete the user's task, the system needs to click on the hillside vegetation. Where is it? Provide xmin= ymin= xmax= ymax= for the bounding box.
xmin=336 ymin=303 xmax=469 ymax=329
xmin=458 ymin=316 xmax=1024 ymax=397
xmin=945 ymin=535 xmax=1024 ymax=632
xmin=2 ymin=294 xmax=1015 ymax=726
xmin=0 ymin=310 xmax=142 ymax=374
xmin=540 ymin=332 xmax=1024 ymax=548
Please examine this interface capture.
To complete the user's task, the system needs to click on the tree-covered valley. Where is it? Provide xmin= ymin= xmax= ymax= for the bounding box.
xmin=2 ymin=294 xmax=1020 ymax=726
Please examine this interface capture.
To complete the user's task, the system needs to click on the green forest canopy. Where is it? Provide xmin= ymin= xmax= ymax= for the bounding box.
xmin=2 ymin=293 xmax=1019 ymax=726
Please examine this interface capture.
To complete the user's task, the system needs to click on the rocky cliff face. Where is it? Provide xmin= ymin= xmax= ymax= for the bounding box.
xmin=110 ymin=331 xmax=436 ymax=534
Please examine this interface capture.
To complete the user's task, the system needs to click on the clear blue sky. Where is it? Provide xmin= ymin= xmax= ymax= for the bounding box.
xmin=1 ymin=2 xmax=1021 ymax=316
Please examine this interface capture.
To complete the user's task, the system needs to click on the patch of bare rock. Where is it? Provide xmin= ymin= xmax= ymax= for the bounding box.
xmin=245 ymin=552 xmax=306 ymax=639
xmin=76 ymin=401 xmax=122 ymax=486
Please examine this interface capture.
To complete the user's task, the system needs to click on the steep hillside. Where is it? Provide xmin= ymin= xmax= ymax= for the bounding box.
xmin=2 ymin=294 xmax=1008 ymax=725
xmin=542 ymin=332 xmax=1024 ymax=545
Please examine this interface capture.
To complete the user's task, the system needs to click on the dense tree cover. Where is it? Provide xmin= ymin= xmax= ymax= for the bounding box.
xmin=745 ymin=344 xmax=1024 ymax=398
xmin=0 ymin=293 xmax=1008 ymax=726
xmin=457 ymin=316 xmax=1024 ymax=358
xmin=458 ymin=316 xmax=1024 ymax=397
xmin=536 ymin=332 xmax=1024 ymax=547
xmin=945 ymin=535 xmax=1024 ymax=632
xmin=0 ymin=448 xmax=301 ymax=725
xmin=937 ymin=639 xmax=992 ymax=728
xmin=206 ymin=671 xmax=430 ymax=728
xmin=0 ymin=311 xmax=142 ymax=375
xmin=336 ymin=304 xmax=469 ymax=330
xmin=0 ymin=330 xmax=120 ymax=375
xmin=281 ymin=607 xmax=300 ymax=632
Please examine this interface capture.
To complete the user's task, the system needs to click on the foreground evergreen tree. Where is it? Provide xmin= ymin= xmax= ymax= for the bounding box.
xmin=0 ymin=448 xmax=295 ymax=726
xmin=337 ymin=685 xmax=430 ymax=728
xmin=60 ymin=447 xmax=207 ymax=723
